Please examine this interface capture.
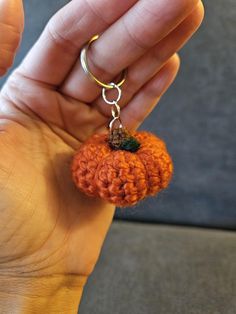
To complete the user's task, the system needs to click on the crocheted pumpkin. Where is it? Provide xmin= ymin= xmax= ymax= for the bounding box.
xmin=71 ymin=129 xmax=173 ymax=207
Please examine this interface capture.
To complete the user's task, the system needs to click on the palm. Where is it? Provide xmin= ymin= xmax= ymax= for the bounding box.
xmin=0 ymin=80 xmax=114 ymax=277
xmin=0 ymin=0 xmax=203 ymax=278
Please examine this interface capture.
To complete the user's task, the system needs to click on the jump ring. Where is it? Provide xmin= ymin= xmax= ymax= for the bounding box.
xmin=80 ymin=34 xmax=127 ymax=89
xmin=102 ymin=83 xmax=122 ymax=105
xmin=111 ymin=102 xmax=121 ymax=119
xmin=109 ymin=117 xmax=123 ymax=131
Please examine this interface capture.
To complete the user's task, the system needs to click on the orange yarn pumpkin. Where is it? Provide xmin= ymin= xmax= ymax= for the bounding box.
xmin=71 ymin=130 xmax=173 ymax=207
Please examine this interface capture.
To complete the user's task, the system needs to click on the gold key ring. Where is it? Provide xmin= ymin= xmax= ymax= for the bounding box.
xmin=80 ymin=34 xmax=127 ymax=90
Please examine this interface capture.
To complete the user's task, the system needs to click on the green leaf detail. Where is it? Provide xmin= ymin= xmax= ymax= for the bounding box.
xmin=119 ymin=137 xmax=141 ymax=153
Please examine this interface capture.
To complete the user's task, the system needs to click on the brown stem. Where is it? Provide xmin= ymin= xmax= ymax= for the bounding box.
xmin=109 ymin=128 xmax=141 ymax=153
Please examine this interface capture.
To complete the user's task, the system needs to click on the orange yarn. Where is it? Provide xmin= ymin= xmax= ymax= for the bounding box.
xmin=71 ymin=131 xmax=173 ymax=207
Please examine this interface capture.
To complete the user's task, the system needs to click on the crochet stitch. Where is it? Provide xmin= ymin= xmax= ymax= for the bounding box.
xmin=71 ymin=131 xmax=173 ymax=207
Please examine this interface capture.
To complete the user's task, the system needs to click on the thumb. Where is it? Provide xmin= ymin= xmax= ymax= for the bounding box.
xmin=0 ymin=0 xmax=24 ymax=77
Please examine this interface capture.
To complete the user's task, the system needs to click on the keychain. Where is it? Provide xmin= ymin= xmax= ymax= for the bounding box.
xmin=71 ymin=35 xmax=173 ymax=207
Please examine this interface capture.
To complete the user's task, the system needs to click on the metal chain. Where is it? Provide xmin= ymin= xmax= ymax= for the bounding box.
xmin=102 ymin=83 xmax=123 ymax=131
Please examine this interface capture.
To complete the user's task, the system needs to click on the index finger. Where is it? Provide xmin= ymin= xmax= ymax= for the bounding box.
xmin=17 ymin=0 xmax=139 ymax=86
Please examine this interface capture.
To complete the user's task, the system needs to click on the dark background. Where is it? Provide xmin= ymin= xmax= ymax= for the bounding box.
xmin=1 ymin=0 xmax=235 ymax=229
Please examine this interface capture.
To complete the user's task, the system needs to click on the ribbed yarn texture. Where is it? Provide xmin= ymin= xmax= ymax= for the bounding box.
xmin=71 ymin=132 xmax=173 ymax=207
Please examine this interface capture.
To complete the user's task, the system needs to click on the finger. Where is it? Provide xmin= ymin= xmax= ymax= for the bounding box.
xmin=0 ymin=0 xmax=24 ymax=76
xmin=93 ymin=1 xmax=204 ymax=117
xmin=17 ymin=0 xmax=139 ymax=86
xmin=60 ymin=0 xmax=199 ymax=102
xmin=121 ymin=54 xmax=180 ymax=131
xmin=94 ymin=54 xmax=180 ymax=135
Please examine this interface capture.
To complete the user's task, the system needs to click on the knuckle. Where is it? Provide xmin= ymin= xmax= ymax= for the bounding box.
xmin=0 ymin=22 xmax=22 ymax=51
xmin=46 ymin=16 xmax=79 ymax=55
xmin=122 ymin=18 xmax=152 ymax=51
xmin=0 ymin=21 xmax=22 ymax=37
xmin=84 ymin=0 xmax=110 ymax=26
xmin=46 ymin=20 xmax=77 ymax=52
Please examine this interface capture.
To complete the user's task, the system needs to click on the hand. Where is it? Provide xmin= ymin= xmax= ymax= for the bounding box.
xmin=0 ymin=0 xmax=204 ymax=312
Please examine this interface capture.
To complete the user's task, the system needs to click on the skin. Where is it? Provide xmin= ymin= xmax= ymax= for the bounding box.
xmin=0 ymin=0 xmax=204 ymax=312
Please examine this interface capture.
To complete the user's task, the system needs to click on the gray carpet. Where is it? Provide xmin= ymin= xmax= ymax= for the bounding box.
xmin=79 ymin=222 xmax=236 ymax=314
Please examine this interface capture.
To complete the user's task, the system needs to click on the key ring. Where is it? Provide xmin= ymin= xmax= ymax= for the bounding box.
xmin=80 ymin=34 xmax=127 ymax=89
xmin=72 ymin=35 xmax=174 ymax=208
xmin=80 ymin=35 xmax=127 ymax=131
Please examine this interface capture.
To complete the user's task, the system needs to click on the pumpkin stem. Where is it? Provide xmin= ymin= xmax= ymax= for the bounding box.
xmin=109 ymin=128 xmax=141 ymax=153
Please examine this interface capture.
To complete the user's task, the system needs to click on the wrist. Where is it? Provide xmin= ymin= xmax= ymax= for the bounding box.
xmin=0 ymin=274 xmax=87 ymax=314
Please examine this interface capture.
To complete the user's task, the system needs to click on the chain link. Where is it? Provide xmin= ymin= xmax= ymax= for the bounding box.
xmin=102 ymin=83 xmax=123 ymax=131
xmin=111 ymin=102 xmax=121 ymax=119
xmin=102 ymin=83 xmax=122 ymax=105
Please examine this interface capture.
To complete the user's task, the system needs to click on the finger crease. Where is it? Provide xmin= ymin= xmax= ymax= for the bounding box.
xmin=46 ymin=23 xmax=79 ymax=55
xmin=84 ymin=0 xmax=110 ymax=27
xmin=122 ymin=18 xmax=151 ymax=51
